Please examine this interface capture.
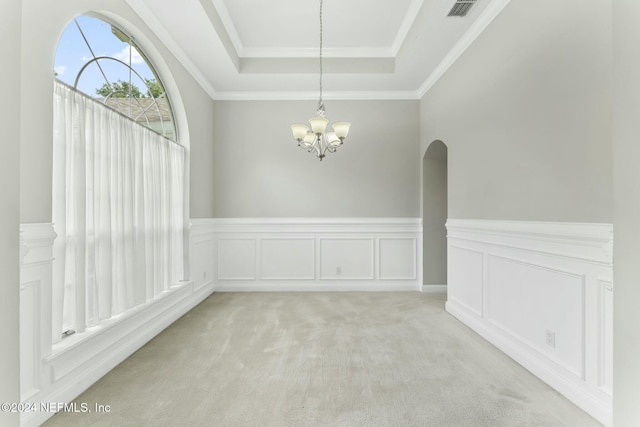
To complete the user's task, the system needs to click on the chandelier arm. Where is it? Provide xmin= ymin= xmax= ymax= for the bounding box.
xmin=310 ymin=136 xmax=322 ymax=157
xmin=324 ymin=133 xmax=341 ymax=153
xmin=319 ymin=139 xmax=333 ymax=158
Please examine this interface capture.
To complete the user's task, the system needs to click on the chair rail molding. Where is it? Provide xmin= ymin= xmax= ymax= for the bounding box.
xmin=445 ymin=219 xmax=613 ymax=426
xmin=446 ymin=219 xmax=613 ymax=265
xmin=20 ymin=223 xmax=57 ymax=266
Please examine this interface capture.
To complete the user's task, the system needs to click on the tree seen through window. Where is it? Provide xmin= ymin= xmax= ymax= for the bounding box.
xmin=54 ymin=15 xmax=176 ymax=140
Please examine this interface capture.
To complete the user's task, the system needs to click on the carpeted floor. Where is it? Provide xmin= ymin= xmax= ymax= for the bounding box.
xmin=43 ymin=292 xmax=601 ymax=426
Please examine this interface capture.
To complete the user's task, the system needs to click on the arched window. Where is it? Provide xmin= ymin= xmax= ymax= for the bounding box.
xmin=55 ymin=15 xmax=176 ymax=140
xmin=52 ymin=15 xmax=185 ymax=343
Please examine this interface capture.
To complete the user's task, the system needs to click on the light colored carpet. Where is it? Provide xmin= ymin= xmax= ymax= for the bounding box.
xmin=43 ymin=292 xmax=601 ymax=427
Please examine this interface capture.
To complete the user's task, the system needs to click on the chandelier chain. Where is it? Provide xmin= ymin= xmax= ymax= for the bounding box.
xmin=318 ymin=0 xmax=323 ymax=111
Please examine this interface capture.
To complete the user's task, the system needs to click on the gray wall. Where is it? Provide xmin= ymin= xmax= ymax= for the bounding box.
xmin=1 ymin=1 xmax=21 ymax=425
xmin=420 ymin=0 xmax=613 ymax=223
xmin=184 ymin=81 xmax=216 ymax=218
xmin=422 ymin=141 xmax=447 ymax=285
xmin=213 ymin=100 xmax=421 ymax=217
xmin=613 ymin=0 xmax=640 ymax=424
xmin=19 ymin=0 xmax=216 ymax=222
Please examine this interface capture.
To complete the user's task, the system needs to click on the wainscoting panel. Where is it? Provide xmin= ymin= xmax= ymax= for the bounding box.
xmin=211 ymin=218 xmax=422 ymax=291
xmin=378 ymin=238 xmax=417 ymax=280
xmin=217 ymin=238 xmax=257 ymax=280
xmin=486 ymin=255 xmax=585 ymax=379
xmin=190 ymin=221 xmax=215 ymax=291
xmin=598 ymin=278 xmax=613 ymax=396
xmin=260 ymin=238 xmax=315 ymax=280
xmin=448 ymin=245 xmax=484 ymax=317
xmin=19 ymin=280 xmax=40 ymax=401
xmin=19 ymin=223 xmax=56 ymax=403
xmin=320 ymin=238 xmax=374 ymax=280
xmin=446 ymin=219 xmax=613 ymax=426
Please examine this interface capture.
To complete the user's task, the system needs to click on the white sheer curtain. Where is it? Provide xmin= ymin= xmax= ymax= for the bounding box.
xmin=52 ymin=80 xmax=185 ymax=342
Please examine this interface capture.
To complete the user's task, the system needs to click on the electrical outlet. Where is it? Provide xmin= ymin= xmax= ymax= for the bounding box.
xmin=545 ymin=330 xmax=556 ymax=348
xmin=336 ymin=266 xmax=342 ymax=275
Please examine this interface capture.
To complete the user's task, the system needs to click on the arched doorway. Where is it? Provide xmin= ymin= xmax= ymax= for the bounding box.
xmin=422 ymin=140 xmax=448 ymax=290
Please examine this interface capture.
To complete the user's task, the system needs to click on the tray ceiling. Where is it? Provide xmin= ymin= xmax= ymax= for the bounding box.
xmin=125 ymin=0 xmax=510 ymax=99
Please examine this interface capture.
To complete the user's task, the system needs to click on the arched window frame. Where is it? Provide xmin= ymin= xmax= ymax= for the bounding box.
xmin=55 ymin=14 xmax=178 ymax=142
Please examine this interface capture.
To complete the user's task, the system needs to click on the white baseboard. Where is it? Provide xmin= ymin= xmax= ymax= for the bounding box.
xmin=421 ymin=284 xmax=447 ymax=293
xmin=216 ymin=282 xmax=420 ymax=292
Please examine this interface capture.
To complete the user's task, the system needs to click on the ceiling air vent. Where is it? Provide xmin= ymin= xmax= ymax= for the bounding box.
xmin=447 ymin=0 xmax=477 ymax=17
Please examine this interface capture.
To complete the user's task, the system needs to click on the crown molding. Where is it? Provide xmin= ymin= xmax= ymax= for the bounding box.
xmin=212 ymin=90 xmax=420 ymax=101
xmin=239 ymin=46 xmax=395 ymax=59
xmin=417 ymin=0 xmax=512 ymax=98
xmin=210 ymin=0 xmax=243 ymax=58
xmin=390 ymin=0 xmax=424 ymax=56
xmin=198 ymin=0 xmax=239 ymax=69
xmin=125 ymin=0 xmax=219 ymax=100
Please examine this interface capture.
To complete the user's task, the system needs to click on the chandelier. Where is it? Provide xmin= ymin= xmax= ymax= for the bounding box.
xmin=290 ymin=0 xmax=351 ymax=161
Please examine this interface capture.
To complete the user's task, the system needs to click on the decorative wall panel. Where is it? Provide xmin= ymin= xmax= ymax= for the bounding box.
xmin=446 ymin=219 xmax=613 ymax=426
xmin=260 ymin=238 xmax=315 ymax=280
xmin=210 ymin=218 xmax=422 ymax=291
xmin=218 ymin=238 xmax=257 ymax=280
xmin=378 ymin=238 xmax=417 ymax=280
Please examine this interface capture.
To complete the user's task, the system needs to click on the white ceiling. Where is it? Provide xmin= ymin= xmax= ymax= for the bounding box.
xmin=215 ymin=0 xmax=421 ymax=57
xmin=125 ymin=0 xmax=510 ymax=100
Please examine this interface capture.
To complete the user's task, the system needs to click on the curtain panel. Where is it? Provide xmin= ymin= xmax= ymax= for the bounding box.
xmin=52 ymin=80 xmax=185 ymax=342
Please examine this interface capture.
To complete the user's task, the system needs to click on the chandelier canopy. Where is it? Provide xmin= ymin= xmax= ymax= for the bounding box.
xmin=290 ymin=0 xmax=351 ymax=161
